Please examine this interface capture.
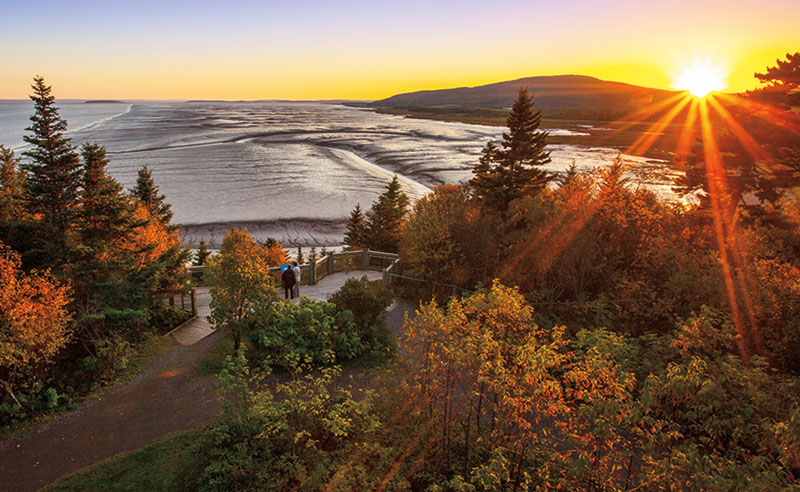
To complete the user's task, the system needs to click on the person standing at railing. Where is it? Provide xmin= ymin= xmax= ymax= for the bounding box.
xmin=292 ymin=261 xmax=301 ymax=297
xmin=281 ymin=264 xmax=296 ymax=299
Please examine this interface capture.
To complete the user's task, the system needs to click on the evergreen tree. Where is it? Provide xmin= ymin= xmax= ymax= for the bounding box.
xmin=195 ymin=240 xmax=211 ymax=266
xmin=20 ymin=76 xmax=82 ymax=267
xmin=78 ymin=143 xmax=138 ymax=251
xmin=344 ymin=203 xmax=369 ymax=248
xmin=132 ymin=165 xmax=173 ymax=227
xmin=469 ymin=87 xmax=551 ymax=213
xmin=296 ymin=245 xmax=304 ymax=264
xmin=308 ymin=246 xmax=318 ymax=264
xmin=366 ymin=175 xmax=410 ymax=253
xmin=0 ymin=146 xmax=26 ymax=225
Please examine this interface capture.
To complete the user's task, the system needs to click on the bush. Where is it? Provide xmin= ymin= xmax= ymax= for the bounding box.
xmin=186 ymin=356 xmax=379 ymax=492
xmin=327 ymin=276 xmax=393 ymax=348
xmin=148 ymin=304 xmax=193 ymax=335
xmin=247 ymin=298 xmax=365 ymax=368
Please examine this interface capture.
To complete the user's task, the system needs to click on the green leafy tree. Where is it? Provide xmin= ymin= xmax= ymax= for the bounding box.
xmin=206 ymin=228 xmax=280 ymax=351
xmin=344 ymin=203 xmax=369 ymax=248
xmin=20 ymin=76 xmax=82 ymax=268
xmin=469 ymin=87 xmax=551 ymax=214
xmin=366 ymin=175 xmax=410 ymax=253
xmin=131 ymin=165 xmax=174 ymax=227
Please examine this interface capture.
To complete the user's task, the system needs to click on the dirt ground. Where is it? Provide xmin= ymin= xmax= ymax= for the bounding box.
xmin=0 ymin=332 xmax=222 ymax=492
xmin=0 ymin=300 xmax=415 ymax=492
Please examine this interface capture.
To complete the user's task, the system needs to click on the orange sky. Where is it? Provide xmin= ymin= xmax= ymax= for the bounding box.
xmin=1 ymin=1 xmax=797 ymax=100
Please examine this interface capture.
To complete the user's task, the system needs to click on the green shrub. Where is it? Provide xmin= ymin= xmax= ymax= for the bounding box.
xmin=247 ymin=298 xmax=365 ymax=368
xmin=328 ymin=276 xmax=393 ymax=348
xmin=186 ymin=356 xmax=379 ymax=492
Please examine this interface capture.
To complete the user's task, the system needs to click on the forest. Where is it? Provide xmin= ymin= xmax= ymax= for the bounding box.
xmin=3 ymin=54 xmax=800 ymax=491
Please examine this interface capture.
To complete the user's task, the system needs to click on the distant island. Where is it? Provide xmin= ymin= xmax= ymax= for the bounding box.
xmin=85 ymin=99 xmax=125 ymax=104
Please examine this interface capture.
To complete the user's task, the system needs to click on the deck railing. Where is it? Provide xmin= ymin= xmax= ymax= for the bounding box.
xmin=188 ymin=249 xmax=400 ymax=287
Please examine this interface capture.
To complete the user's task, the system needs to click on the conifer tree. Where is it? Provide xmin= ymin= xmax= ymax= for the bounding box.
xmin=0 ymin=146 xmax=26 ymax=225
xmin=469 ymin=87 xmax=551 ymax=213
xmin=366 ymin=175 xmax=410 ymax=253
xmin=195 ymin=240 xmax=211 ymax=266
xmin=132 ymin=165 xmax=173 ymax=227
xmin=344 ymin=203 xmax=369 ymax=248
xmin=78 ymin=143 xmax=138 ymax=251
xmin=296 ymin=245 xmax=304 ymax=264
xmin=21 ymin=76 xmax=82 ymax=266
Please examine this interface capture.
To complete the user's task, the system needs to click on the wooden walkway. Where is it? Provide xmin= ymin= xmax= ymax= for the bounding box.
xmin=169 ymin=270 xmax=385 ymax=346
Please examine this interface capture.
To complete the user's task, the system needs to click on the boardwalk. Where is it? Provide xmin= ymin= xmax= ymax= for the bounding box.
xmin=0 ymin=269 xmax=393 ymax=492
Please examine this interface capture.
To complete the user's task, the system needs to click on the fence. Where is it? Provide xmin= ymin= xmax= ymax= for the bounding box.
xmin=188 ymin=249 xmax=400 ymax=287
xmin=166 ymin=289 xmax=197 ymax=316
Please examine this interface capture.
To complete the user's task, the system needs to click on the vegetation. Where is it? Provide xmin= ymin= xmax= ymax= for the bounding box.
xmin=205 ymin=228 xmax=284 ymax=351
xmin=0 ymin=77 xmax=190 ymax=429
xmin=344 ymin=175 xmax=410 ymax=253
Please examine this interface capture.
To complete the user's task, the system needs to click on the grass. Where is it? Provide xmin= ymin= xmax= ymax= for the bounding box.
xmin=193 ymin=334 xmax=236 ymax=378
xmin=45 ymin=430 xmax=200 ymax=492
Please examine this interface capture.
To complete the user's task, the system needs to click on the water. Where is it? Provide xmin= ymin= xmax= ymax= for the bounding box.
xmin=0 ymin=101 xmax=677 ymax=246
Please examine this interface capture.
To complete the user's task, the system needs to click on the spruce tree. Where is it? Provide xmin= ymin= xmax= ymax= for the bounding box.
xmin=79 ymin=143 xmax=138 ymax=250
xmin=132 ymin=165 xmax=173 ymax=227
xmin=344 ymin=203 xmax=369 ymax=248
xmin=469 ymin=87 xmax=551 ymax=213
xmin=21 ymin=76 xmax=82 ymax=266
xmin=366 ymin=175 xmax=410 ymax=253
xmin=0 ymin=146 xmax=26 ymax=224
xmin=195 ymin=240 xmax=211 ymax=266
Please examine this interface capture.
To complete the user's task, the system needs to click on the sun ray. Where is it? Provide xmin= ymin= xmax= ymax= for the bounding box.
xmin=625 ymin=95 xmax=692 ymax=156
xmin=698 ymin=99 xmax=751 ymax=364
xmin=706 ymin=95 xmax=773 ymax=163
xmin=673 ymin=97 xmax=700 ymax=166
xmin=594 ymin=93 xmax=689 ymax=147
xmin=715 ymin=92 xmax=800 ymax=133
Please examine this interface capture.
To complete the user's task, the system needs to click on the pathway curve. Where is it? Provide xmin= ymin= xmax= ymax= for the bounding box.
xmin=0 ymin=270 xmax=404 ymax=492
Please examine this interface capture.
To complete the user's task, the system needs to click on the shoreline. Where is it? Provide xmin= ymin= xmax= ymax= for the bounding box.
xmin=180 ymin=218 xmax=347 ymax=248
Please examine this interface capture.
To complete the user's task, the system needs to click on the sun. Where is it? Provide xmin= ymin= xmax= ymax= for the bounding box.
xmin=671 ymin=60 xmax=728 ymax=98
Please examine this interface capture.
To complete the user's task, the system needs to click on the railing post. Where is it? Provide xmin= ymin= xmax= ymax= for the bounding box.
xmin=191 ymin=289 xmax=197 ymax=315
xmin=345 ymin=250 xmax=349 ymax=274
xmin=310 ymin=260 xmax=317 ymax=285
xmin=327 ymin=253 xmax=334 ymax=275
xmin=363 ymin=248 xmax=369 ymax=270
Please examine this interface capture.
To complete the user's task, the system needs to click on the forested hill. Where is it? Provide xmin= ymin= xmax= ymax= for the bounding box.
xmin=372 ymin=74 xmax=678 ymax=111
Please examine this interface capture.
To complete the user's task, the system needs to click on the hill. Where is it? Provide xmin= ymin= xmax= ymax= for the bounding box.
xmin=372 ymin=75 xmax=678 ymax=112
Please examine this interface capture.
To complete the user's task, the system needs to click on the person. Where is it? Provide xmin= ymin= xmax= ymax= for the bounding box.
xmin=292 ymin=261 xmax=301 ymax=297
xmin=281 ymin=264 xmax=295 ymax=299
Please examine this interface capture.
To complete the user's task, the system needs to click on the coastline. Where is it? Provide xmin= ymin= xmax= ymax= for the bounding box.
xmin=180 ymin=218 xmax=347 ymax=248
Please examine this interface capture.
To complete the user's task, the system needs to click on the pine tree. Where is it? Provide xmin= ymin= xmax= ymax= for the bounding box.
xmin=132 ymin=165 xmax=173 ymax=227
xmin=78 ymin=143 xmax=138 ymax=251
xmin=0 ymin=146 xmax=26 ymax=224
xmin=21 ymin=76 xmax=82 ymax=266
xmin=309 ymin=246 xmax=318 ymax=264
xmin=296 ymin=245 xmax=304 ymax=264
xmin=344 ymin=203 xmax=369 ymax=248
xmin=366 ymin=175 xmax=410 ymax=253
xmin=195 ymin=240 xmax=211 ymax=266
xmin=469 ymin=87 xmax=551 ymax=213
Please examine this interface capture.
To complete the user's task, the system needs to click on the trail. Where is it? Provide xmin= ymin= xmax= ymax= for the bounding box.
xmin=0 ymin=274 xmax=414 ymax=492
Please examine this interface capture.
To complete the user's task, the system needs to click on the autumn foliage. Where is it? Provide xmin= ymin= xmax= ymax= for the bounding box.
xmin=0 ymin=246 xmax=71 ymax=404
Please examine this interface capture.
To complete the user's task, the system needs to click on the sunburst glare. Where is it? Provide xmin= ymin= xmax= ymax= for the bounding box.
xmin=672 ymin=60 xmax=729 ymax=97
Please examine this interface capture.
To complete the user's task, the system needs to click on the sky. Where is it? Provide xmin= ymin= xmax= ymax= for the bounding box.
xmin=0 ymin=0 xmax=797 ymax=100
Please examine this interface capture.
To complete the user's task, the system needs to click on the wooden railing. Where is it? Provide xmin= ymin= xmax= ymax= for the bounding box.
xmin=188 ymin=249 xmax=400 ymax=287
xmin=166 ymin=289 xmax=197 ymax=316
